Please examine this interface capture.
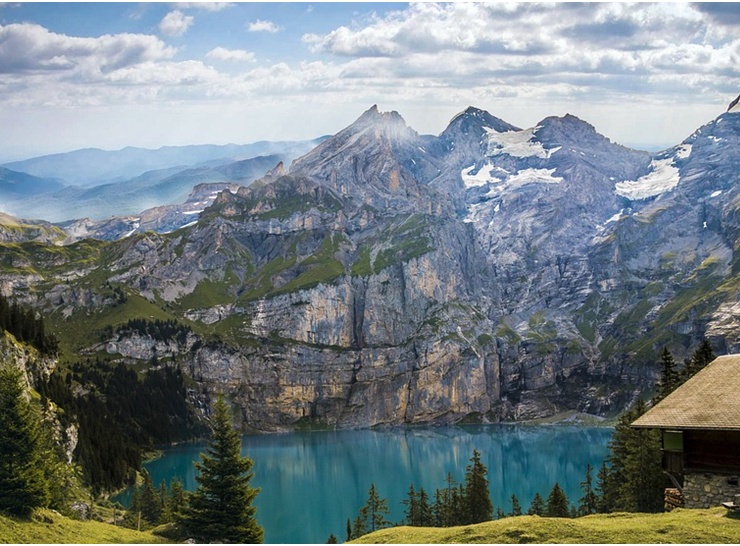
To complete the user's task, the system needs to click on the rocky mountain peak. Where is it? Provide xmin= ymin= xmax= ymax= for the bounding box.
xmin=443 ymin=106 xmax=519 ymax=137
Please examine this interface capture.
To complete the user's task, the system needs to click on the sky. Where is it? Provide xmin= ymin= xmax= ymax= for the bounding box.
xmin=0 ymin=1 xmax=739 ymax=160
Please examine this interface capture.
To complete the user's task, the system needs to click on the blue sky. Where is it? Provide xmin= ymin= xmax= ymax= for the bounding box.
xmin=1 ymin=2 xmax=739 ymax=160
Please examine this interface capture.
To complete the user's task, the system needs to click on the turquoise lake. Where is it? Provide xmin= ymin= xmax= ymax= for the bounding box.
xmin=122 ymin=425 xmax=612 ymax=543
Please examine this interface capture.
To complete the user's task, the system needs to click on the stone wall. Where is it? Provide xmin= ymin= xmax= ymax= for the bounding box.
xmin=683 ymin=472 xmax=740 ymax=508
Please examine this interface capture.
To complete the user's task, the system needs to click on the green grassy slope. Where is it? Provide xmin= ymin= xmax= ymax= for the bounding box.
xmin=0 ymin=510 xmax=165 ymax=544
xmin=353 ymin=508 xmax=740 ymax=544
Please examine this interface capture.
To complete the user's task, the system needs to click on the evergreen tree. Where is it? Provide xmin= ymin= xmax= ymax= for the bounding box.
xmin=578 ymin=463 xmax=598 ymax=516
xmin=684 ymin=339 xmax=715 ymax=380
xmin=167 ymin=478 xmax=187 ymax=521
xmin=417 ymin=487 xmax=432 ymax=527
xmin=463 ymin=449 xmax=493 ymax=524
xmin=326 ymin=533 xmax=338 ymax=544
xmin=545 ymin=482 xmax=570 ymax=518
xmin=509 ymin=493 xmax=522 ymax=516
xmin=402 ymin=484 xmax=420 ymax=526
xmin=527 ymin=492 xmax=545 ymax=516
xmin=345 ymin=518 xmax=352 ymax=542
xmin=0 ymin=365 xmax=49 ymax=516
xmin=496 ymin=507 xmax=505 ymax=520
xmin=140 ymin=471 xmax=162 ymax=525
xmin=656 ymin=347 xmax=678 ymax=400
xmin=605 ymin=400 xmax=668 ymax=513
xmin=179 ymin=396 xmax=263 ymax=543
xmin=595 ymin=461 xmax=611 ymax=513
xmin=359 ymin=483 xmax=390 ymax=533
xmin=351 ymin=514 xmax=366 ymax=540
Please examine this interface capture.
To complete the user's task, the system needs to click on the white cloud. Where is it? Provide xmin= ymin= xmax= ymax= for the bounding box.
xmin=159 ymin=10 xmax=194 ymax=37
xmin=247 ymin=19 xmax=282 ymax=33
xmin=0 ymin=23 xmax=176 ymax=74
xmin=205 ymin=47 xmax=255 ymax=63
xmin=175 ymin=2 xmax=234 ymax=12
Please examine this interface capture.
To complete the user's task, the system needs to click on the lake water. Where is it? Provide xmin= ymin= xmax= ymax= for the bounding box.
xmin=120 ymin=425 xmax=612 ymax=543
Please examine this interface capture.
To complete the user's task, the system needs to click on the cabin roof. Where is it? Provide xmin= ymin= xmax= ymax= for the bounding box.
xmin=632 ymin=354 xmax=740 ymax=431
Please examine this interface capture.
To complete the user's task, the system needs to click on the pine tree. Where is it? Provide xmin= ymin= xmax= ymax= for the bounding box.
xmin=360 ymin=483 xmax=390 ymax=533
xmin=140 ymin=471 xmax=162 ymax=525
xmin=527 ymin=492 xmax=545 ymax=516
xmin=578 ymin=463 xmax=598 ymax=516
xmin=463 ymin=449 xmax=493 ymax=524
xmin=605 ymin=400 xmax=668 ymax=513
xmin=545 ymin=482 xmax=570 ymax=518
xmin=402 ymin=484 xmax=420 ymax=526
xmin=509 ymin=493 xmax=522 ymax=516
xmin=167 ymin=478 xmax=187 ymax=521
xmin=351 ymin=514 xmax=366 ymax=540
xmin=418 ymin=486 xmax=432 ymax=527
xmin=656 ymin=347 xmax=678 ymax=400
xmin=0 ymin=365 xmax=49 ymax=516
xmin=346 ymin=518 xmax=352 ymax=542
xmin=326 ymin=533 xmax=338 ymax=543
xmin=684 ymin=338 xmax=715 ymax=380
xmin=179 ymin=396 xmax=263 ymax=543
xmin=595 ymin=461 xmax=611 ymax=513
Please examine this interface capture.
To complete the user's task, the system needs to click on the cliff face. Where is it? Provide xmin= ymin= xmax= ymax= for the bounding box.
xmin=3 ymin=104 xmax=740 ymax=430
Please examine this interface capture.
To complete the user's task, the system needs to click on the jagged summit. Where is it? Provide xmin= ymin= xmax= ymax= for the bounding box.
xmin=444 ymin=106 xmax=519 ymax=136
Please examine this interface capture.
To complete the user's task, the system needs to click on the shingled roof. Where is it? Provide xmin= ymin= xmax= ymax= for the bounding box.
xmin=632 ymin=354 xmax=740 ymax=431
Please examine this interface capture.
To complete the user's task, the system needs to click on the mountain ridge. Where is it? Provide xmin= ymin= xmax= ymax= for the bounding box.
xmin=1 ymin=101 xmax=739 ymax=430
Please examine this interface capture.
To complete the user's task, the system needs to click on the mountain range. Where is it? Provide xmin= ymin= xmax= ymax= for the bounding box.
xmin=1 ymin=98 xmax=739 ymax=430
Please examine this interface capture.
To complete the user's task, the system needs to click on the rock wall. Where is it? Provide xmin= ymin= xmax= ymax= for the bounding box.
xmin=683 ymin=472 xmax=740 ymax=509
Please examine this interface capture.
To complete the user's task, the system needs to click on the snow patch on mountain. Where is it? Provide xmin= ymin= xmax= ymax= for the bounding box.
xmin=615 ymin=158 xmax=680 ymax=201
xmin=461 ymin=164 xmax=504 ymax=188
xmin=485 ymin=127 xmax=561 ymax=159
xmin=504 ymin=168 xmax=563 ymax=189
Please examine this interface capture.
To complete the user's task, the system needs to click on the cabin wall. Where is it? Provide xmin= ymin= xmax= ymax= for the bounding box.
xmin=685 ymin=430 xmax=740 ymax=471
xmin=683 ymin=472 xmax=740 ymax=509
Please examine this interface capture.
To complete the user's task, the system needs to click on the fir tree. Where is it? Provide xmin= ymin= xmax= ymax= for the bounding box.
xmin=180 ymin=396 xmax=263 ymax=543
xmin=360 ymin=483 xmax=390 ymax=533
xmin=684 ymin=338 xmax=715 ymax=380
xmin=595 ymin=461 xmax=611 ymax=513
xmin=326 ymin=533 xmax=338 ymax=544
xmin=0 ymin=366 xmax=49 ymax=516
xmin=167 ymin=478 xmax=187 ymax=520
xmin=578 ymin=463 xmax=598 ymax=516
xmin=656 ymin=347 xmax=678 ymax=401
xmin=417 ymin=486 xmax=432 ymax=527
xmin=140 ymin=471 xmax=162 ymax=525
xmin=345 ymin=518 xmax=352 ymax=542
xmin=509 ymin=493 xmax=522 ymax=516
xmin=527 ymin=492 xmax=545 ymax=516
xmin=496 ymin=507 xmax=505 ymax=519
xmin=402 ymin=484 xmax=420 ymax=526
xmin=463 ymin=449 xmax=493 ymax=524
xmin=605 ymin=400 xmax=668 ymax=513
xmin=351 ymin=514 xmax=366 ymax=540
xmin=545 ymin=482 xmax=570 ymax=518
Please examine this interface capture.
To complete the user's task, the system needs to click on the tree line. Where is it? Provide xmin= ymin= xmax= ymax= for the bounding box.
xmin=38 ymin=358 xmax=206 ymax=493
xmin=0 ymin=293 xmax=58 ymax=354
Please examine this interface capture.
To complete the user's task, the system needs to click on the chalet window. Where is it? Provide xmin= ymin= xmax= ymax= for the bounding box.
xmin=662 ymin=430 xmax=684 ymax=475
xmin=663 ymin=430 xmax=684 ymax=452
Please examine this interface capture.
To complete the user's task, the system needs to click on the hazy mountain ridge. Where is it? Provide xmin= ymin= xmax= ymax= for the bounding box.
xmin=2 ymin=102 xmax=739 ymax=429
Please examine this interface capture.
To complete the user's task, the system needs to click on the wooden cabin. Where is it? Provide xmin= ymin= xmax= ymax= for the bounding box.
xmin=632 ymin=354 xmax=740 ymax=509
